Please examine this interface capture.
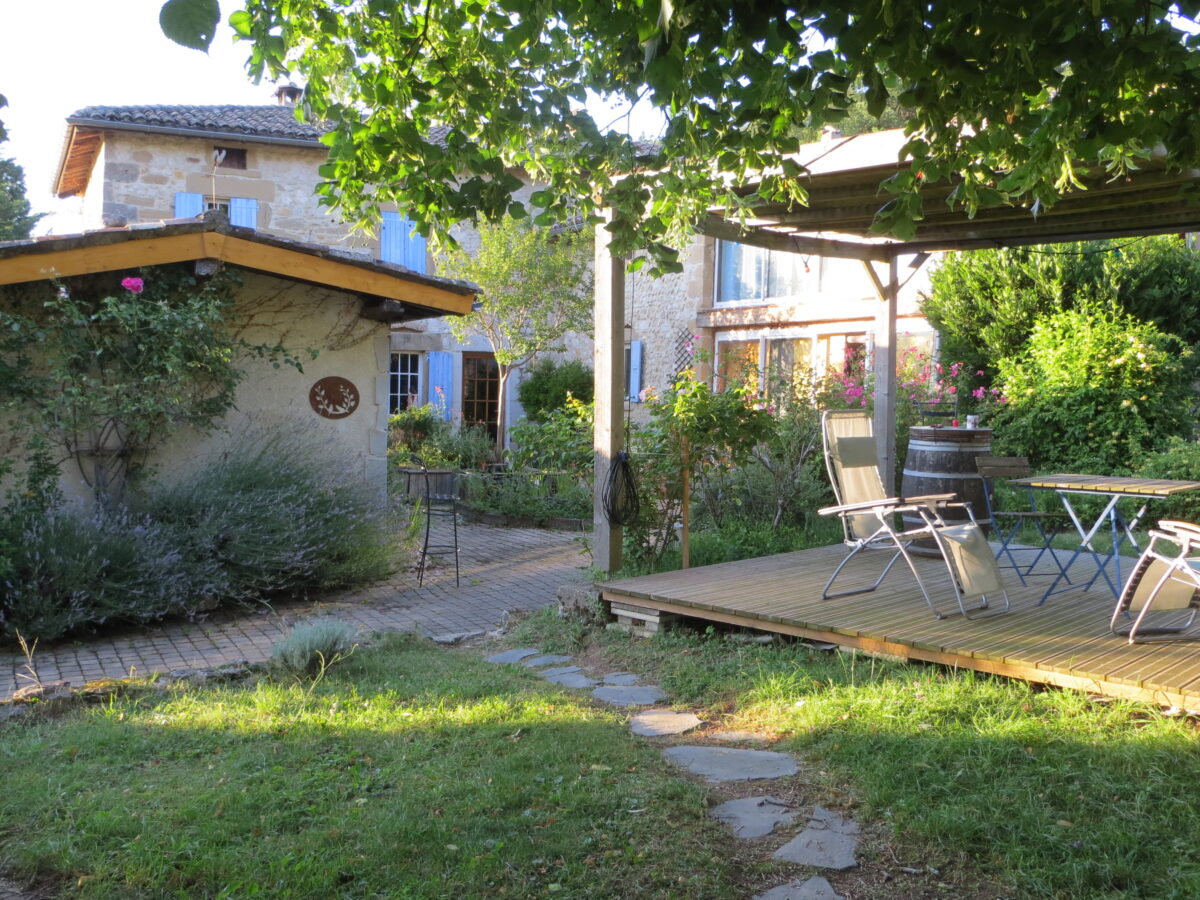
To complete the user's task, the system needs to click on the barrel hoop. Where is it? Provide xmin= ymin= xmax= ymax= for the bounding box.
xmin=901 ymin=469 xmax=983 ymax=481
xmin=905 ymin=440 xmax=994 ymax=452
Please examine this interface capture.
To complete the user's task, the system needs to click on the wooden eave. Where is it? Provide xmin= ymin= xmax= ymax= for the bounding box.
xmin=704 ymin=143 xmax=1200 ymax=257
xmin=54 ymin=126 xmax=105 ymax=199
xmin=0 ymin=225 xmax=474 ymax=321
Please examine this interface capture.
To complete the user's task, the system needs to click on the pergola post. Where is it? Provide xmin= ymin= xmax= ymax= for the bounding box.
xmin=593 ymin=212 xmax=625 ymax=574
xmin=863 ymin=255 xmax=899 ymax=494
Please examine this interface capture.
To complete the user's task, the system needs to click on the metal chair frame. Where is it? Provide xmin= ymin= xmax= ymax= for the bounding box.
xmin=410 ymin=455 xmax=460 ymax=587
xmin=975 ymin=456 xmax=1071 ymax=587
xmin=819 ymin=410 xmax=1009 ymax=620
xmin=1110 ymin=520 xmax=1200 ymax=643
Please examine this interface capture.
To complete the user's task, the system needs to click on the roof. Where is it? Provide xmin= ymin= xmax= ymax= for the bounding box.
xmin=53 ymin=104 xmax=450 ymax=198
xmin=0 ymin=212 xmax=476 ymax=323
xmin=701 ymin=129 xmax=1200 ymax=260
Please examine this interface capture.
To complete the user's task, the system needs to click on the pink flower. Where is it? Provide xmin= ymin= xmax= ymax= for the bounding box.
xmin=976 ymin=370 xmax=985 ymax=376
xmin=948 ymin=385 xmax=957 ymax=394
xmin=972 ymin=387 xmax=986 ymax=400
xmin=121 ymin=276 xmax=144 ymax=294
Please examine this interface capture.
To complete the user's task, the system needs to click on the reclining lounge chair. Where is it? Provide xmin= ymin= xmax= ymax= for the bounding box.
xmin=819 ymin=409 xmax=1009 ymax=620
xmin=1110 ymin=520 xmax=1200 ymax=643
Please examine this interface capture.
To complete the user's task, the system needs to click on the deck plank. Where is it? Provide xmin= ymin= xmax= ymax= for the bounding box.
xmin=599 ymin=543 xmax=1200 ymax=708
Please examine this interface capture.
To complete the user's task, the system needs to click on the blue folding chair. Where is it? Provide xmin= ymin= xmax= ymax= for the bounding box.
xmin=975 ymin=456 xmax=1071 ymax=587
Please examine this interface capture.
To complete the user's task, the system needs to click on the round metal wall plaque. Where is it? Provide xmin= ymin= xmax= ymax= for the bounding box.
xmin=309 ymin=376 xmax=360 ymax=419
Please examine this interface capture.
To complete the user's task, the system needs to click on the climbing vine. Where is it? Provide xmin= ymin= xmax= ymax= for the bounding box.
xmin=0 ymin=264 xmax=304 ymax=499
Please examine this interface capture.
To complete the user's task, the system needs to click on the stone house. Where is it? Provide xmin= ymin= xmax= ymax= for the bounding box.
xmin=51 ymin=91 xmax=934 ymax=440
xmin=0 ymin=216 xmax=475 ymax=502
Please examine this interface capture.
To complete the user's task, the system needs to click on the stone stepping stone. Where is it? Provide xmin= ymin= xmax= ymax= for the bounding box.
xmin=485 ymin=648 xmax=540 ymax=664
xmin=591 ymin=685 xmax=666 ymax=707
xmin=629 ymin=709 xmax=702 ymax=737
xmin=537 ymin=666 xmax=582 ymax=677
xmin=662 ymin=745 xmax=798 ymax=782
xmin=601 ymin=672 xmax=640 ymax=685
xmin=711 ymin=795 xmax=799 ymax=839
xmin=754 ymin=876 xmax=843 ymax=900
xmin=522 ymin=654 xmax=574 ymax=668
xmin=544 ymin=671 xmax=598 ymax=688
xmin=772 ymin=806 xmax=859 ymax=871
xmin=709 ymin=729 xmax=768 ymax=744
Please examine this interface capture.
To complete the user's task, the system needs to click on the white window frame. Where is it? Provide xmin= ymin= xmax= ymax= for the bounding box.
xmin=713 ymin=241 xmax=820 ymax=308
xmin=389 ymin=351 xmax=423 ymax=413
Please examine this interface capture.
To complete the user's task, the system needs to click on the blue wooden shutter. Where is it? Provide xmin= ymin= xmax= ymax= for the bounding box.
xmin=228 ymin=197 xmax=258 ymax=229
xmin=380 ymin=212 xmax=427 ymax=273
xmin=627 ymin=341 xmax=643 ymax=402
xmin=427 ymin=351 xmax=454 ymax=421
xmin=174 ymin=192 xmax=204 ymax=218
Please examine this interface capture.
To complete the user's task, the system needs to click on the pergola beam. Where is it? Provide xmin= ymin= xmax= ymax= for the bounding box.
xmin=698 ymin=215 xmax=893 ymax=261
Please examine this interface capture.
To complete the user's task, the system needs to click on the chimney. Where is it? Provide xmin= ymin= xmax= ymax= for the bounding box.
xmin=274 ymin=83 xmax=303 ymax=106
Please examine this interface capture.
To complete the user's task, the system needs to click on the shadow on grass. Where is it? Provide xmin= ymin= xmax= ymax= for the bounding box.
xmin=0 ymin=634 xmax=733 ymax=900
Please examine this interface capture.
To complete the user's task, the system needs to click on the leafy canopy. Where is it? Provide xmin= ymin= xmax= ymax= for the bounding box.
xmin=161 ymin=1 xmax=1200 ymax=270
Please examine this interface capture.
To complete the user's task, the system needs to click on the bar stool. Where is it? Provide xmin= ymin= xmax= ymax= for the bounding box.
xmin=409 ymin=455 xmax=460 ymax=587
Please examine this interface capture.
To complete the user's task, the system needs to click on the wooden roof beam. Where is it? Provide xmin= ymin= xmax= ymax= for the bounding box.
xmin=698 ymin=215 xmax=895 ymax=261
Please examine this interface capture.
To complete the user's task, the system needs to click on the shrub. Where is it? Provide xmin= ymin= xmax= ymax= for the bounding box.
xmin=517 ymin=358 xmax=594 ymax=421
xmin=143 ymin=431 xmax=399 ymax=599
xmin=1137 ymin=439 xmax=1200 ymax=524
xmin=1 ymin=429 xmax=402 ymax=642
xmin=991 ymin=302 xmax=1193 ymax=472
xmin=508 ymin=393 xmax=593 ymax=475
xmin=460 ymin=470 xmax=591 ymax=522
xmin=0 ymin=507 xmax=205 ymax=641
xmin=388 ymin=404 xmax=449 ymax=454
xmin=271 ymin=618 xmax=357 ymax=679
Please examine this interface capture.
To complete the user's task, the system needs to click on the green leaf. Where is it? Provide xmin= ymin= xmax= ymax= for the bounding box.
xmin=159 ymin=0 xmax=220 ymax=51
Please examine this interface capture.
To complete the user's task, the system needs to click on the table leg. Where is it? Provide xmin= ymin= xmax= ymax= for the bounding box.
xmin=1039 ymin=493 xmax=1122 ymax=603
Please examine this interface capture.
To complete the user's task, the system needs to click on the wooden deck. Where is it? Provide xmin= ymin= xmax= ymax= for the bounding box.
xmin=599 ymin=543 xmax=1200 ymax=709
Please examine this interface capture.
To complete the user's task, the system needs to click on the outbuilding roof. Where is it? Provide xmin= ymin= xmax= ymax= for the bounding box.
xmin=0 ymin=211 xmax=476 ymax=323
xmin=52 ymin=104 xmax=451 ymax=198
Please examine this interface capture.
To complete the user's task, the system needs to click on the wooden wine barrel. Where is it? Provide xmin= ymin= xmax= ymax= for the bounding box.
xmin=901 ymin=426 xmax=992 ymax=554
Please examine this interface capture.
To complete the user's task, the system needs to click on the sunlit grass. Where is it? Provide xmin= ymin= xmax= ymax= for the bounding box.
xmin=514 ymin=611 xmax=1200 ymax=899
xmin=0 ymin=633 xmax=734 ymax=899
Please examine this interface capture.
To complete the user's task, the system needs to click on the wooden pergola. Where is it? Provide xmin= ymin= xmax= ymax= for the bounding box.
xmin=592 ymin=128 xmax=1200 ymax=572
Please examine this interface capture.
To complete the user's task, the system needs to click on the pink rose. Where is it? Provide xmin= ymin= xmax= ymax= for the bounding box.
xmin=121 ymin=277 xmax=144 ymax=294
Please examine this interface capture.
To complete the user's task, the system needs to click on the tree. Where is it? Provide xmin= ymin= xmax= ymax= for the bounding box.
xmin=159 ymin=1 xmax=1200 ymax=271
xmin=436 ymin=218 xmax=592 ymax=445
xmin=0 ymin=154 xmax=42 ymax=241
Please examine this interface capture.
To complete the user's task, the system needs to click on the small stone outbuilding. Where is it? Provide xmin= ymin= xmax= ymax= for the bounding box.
xmin=0 ymin=212 xmax=476 ymax=502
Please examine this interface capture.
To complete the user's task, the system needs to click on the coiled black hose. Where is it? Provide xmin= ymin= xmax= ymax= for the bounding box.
xmin=601 ymin=450 xmax=640 ymax=526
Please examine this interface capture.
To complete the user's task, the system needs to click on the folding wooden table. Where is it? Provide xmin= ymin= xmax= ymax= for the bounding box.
xmin=1009 ymin=474 xmax=1200 ymax=603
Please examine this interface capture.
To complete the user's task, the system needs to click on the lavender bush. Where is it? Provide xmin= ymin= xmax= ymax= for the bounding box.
xmin=0 ymin=430 xmax=401 ymax=641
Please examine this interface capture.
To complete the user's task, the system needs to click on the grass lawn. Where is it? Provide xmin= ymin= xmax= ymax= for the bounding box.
xmin=511 ymin=610 xmax=1200 ymax=900
xmin=0 ymin=633 xmax=736 ymax=899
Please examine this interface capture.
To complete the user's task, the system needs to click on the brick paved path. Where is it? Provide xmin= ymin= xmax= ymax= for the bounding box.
xmin=1 ymin=523 xmax=590 ymax=700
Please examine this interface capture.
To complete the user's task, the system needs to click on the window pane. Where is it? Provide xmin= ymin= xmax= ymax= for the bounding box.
xmin=389 ymin=352 xmax=421 ymax=413
xmin=766 ymin=251 xmax=807 ymax=298
xmin=765 ymin=338 xmax=812 ymax=397
xmin=716 ymin=340 xmax=760 ymax=392
xmin=716 ymin=241 xmax=765 ymax=302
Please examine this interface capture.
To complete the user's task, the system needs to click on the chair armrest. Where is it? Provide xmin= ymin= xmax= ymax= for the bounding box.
xmin=818 ymin=497 xmax=904 ymax=516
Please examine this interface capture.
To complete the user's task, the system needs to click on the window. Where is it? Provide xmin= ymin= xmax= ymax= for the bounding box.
xmin=818 ymin=334 xmax=868 ymax=378
xmin=462 ymin=353 xmax=500 ymax=441
xmin=765 ymin=337 xmax=813 ymax=396
xmin=174 ymin=192 xmax=257 ymax=228
xmin=389 ymin=352 xmax=421 ymax=413
xmin=214 ymin=146 xmax=247 ymax=169
xmin=716 ymin=240 xmax=810 ymax=304
xmin=715 ymin=339 xmax=760 ymax=392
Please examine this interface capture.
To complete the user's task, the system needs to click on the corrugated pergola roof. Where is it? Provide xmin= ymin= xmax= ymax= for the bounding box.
xmin=698 ymin=129 xmax=1200 ymax=259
